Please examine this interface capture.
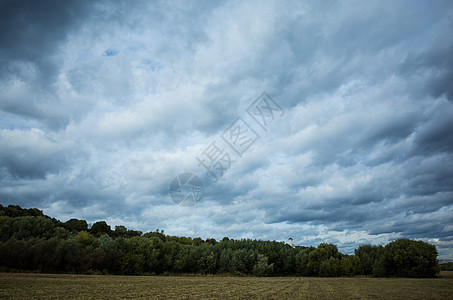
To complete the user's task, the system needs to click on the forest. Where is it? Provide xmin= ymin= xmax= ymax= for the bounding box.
xmin=0 ymin=204 xmax=440 ymax=277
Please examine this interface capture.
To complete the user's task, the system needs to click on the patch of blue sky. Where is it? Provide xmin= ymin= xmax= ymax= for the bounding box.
xmin=103 ymin=48 xmax=119 ymax=57
xmin=140 ymin=59 xmax=163 ymax=71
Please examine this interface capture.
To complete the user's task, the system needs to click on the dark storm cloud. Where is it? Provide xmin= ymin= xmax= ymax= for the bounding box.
xmin=412 ymin=105 xmax=453 ymax=155
xmin=0 ymin=0 xmax=93 ymax=129
xmin=0 ymin=128 xmax=80 ymax=179
xmin=0 ymin=0 xmax=90 ymax=81
xmin=399 ymin=34 xmax=453 ymax=102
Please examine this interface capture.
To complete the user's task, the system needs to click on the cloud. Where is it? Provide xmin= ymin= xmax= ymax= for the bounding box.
xmin=0 ymin=0 xmax=90 ymax=77
xmin=0 ymin=128 xmax=77 ymax=179
xmin=1 ymin=0 xmax=453 ymax=259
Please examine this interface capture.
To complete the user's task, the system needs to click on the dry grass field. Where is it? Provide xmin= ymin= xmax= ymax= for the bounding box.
xmin=1 ymin=272 xmax=452 ymax=299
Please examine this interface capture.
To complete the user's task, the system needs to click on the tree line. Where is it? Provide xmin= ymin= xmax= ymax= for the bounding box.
xmin=0 ymin=204 xmax=440 ymax=277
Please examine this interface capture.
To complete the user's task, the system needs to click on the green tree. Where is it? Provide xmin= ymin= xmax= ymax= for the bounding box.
xmin=218 ymin=248 xmax=234 ymax=273
xmin=307 ymin=248 xmax=328 ymax=275
xmin=231 ymin=249 xmax=255 ymax=274
xmin=355 ymin=244 xmax=382 ymax=275
xmin=319 ymin=257 xmax=341 ymax=277
xmin=373 ymin=239 xmax=439 ymax=277
xmin=113 ymin=225 xmax=128 ymax=237
xmin=64 ymin=219 xmax=88 ymax=232
xmin=206 ymin=238 xmax=217 ymax=245
xmin=0 ymin=216 xmax=13 ymax=241
xmin=75 ymin=231 xmax=95 ymax=247
xmin=12 ymin=216 xmax=55 ymax=239
xmin=340 ymin=255 xmax=360 ymax=276
xmin=90 ymin=221 xmax=112 ymax=237
xmin=197 ymin=248 xmax=217 ymax=274
xmin=119 ymin=237 xmax=147 ymax=275
xmin=318 ymin=243 xmax=340 ymax=259
xmin=253 ymin=254 xmax=274 ymax=276
xmin=56 ymin=238 xmax=85 ymax=273
xmin=0 ymin=238 xmax=28 ymax=269
xmin=0 ymin=205 xmax=44 ymax=217
xmin=295 ymin=247 xmax=314 ymax=276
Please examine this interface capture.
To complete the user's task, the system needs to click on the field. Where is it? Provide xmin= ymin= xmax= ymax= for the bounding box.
xmin=1 ymin=272 xmax=452 ymax=299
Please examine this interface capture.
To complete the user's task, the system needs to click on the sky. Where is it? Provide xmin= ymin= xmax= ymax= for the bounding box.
xmin=0 ymin=0 xmax=452 ymax=259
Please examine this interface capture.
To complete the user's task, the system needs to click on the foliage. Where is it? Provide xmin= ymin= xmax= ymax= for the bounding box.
xmin=64 ymin=219 xmax=88 ymax=232
xmin=440 ymin=262 xmax=453 ymax=271
xmin=0 ymin=204 xmax=440 ymax=277
xmin=355 ymin=244 xmax=382 ymax=275
xmin=90 ymin=221 xmax=112 ymax=237
xmin=372 ymin=239 xmax=440 ymax=277
xmin=0 ymin=204 xmax=44 ymax=217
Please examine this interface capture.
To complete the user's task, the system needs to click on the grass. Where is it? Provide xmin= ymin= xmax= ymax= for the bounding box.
xmin=0 ymin=272 xmax=452 ymax=299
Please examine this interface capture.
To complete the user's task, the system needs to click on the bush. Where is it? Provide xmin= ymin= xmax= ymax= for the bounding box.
xmin=373 ymin=239 xmax=439 ymax=278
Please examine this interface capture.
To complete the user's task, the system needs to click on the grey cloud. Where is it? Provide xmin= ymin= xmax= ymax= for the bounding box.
xmin=412 ymin=103 xmax=453 ymax=155
xmin=0 ymin=0 xmax=92 ymax=129
xmin=0 ymin=0 xmax=91 ymax=82
xmin=0 ymin=128 xmax=79 ymax=179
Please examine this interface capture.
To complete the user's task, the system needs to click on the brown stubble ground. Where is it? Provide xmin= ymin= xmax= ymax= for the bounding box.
xmin=0 ymin=272 xmax=452 ymax=299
